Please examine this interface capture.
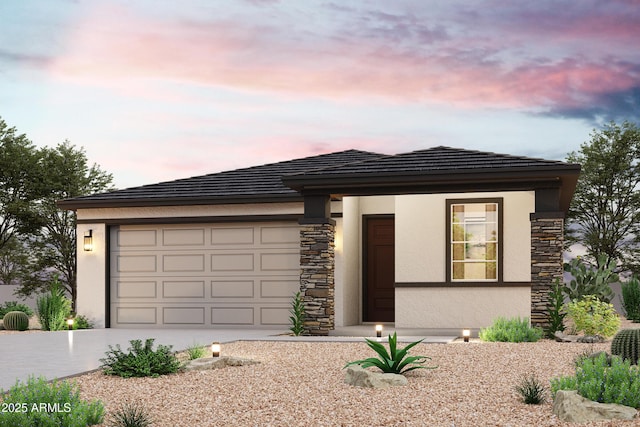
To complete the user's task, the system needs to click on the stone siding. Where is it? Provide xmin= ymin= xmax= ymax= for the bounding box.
xmin=530 ymin=216 xmax=564 ymax=329
xmin=300 ymin=222 xmax=335 ymax=335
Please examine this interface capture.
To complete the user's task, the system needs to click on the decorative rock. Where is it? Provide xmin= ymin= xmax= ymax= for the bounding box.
xmin=553 ymin=390 xmax=637 ymax=422
xmin=577 ymin=335 xmax=605 ymax=343
xmin=185 ymin=356 xmax=260 ymax=371
xmin=344 ymin=365 xmax=407 ymax=389
xmin=554 ymin=331 xmax=579 ymax=342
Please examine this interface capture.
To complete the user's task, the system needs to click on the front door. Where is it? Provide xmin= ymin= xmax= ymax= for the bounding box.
xmin=364 ymin=216 xmax=395 ymax=322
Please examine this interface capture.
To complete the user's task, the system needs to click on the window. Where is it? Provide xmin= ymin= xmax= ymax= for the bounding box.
xmin=448 ymin=200 xmax=501 ymax=282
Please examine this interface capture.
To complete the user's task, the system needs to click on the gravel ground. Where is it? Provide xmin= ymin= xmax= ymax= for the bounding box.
xmin=3 ymin=319 xmax=640 ymax=426
xmin=75 ymin=339 xmax=639 ymax=427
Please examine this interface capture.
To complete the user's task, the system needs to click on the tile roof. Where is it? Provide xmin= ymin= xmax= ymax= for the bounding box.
xmin=58 ymin=149 xmax=383 ymax=208
xmin=285 ymin=146 xmax=576 ymax=178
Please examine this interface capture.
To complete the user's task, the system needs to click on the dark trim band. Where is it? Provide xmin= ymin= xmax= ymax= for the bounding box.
xmin=395 ymin=282 xmax=532 ymax=288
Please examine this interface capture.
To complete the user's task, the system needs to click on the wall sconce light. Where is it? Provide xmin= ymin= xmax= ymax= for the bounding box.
xmin=83 ymin=230 xmax=93 ymax=252
xmin=462 ymin=329 xmax=471 ymax=343
xmin=67 ymin=317 xmax=75 ymax=331
xmin=211 ymin=341 xmax=221 ymax=358
xmin=375 ymin=324 xmax=383 ymax=338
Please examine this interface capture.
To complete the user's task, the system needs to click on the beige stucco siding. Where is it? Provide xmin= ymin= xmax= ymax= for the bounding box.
xmin=394 ymin=191 xmax=534 ymax=329
xmin=76 ymin=223 xmax=107 ymax=327
xmin=395 ymin=191 xmax=534 ymax=283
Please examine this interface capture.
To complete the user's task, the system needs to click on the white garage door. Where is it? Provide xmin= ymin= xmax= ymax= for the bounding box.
xmin=110 ymin=222 xmax=300 ymax=328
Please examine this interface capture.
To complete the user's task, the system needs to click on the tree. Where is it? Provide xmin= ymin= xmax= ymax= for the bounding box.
xmin=566 ymin=121 xmax=640 ymax=273
xmin=16 ymin=141 xmax=114 ymax=309
xmin=0 ymin=118 xmax=42 ymax=251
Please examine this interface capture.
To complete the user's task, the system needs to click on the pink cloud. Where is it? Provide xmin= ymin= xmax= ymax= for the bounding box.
xmin=47 ymin=2 xmax=640 ymax=116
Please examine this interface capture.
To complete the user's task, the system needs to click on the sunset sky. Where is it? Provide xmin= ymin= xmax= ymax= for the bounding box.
xmin=1 ymin=1 xmax=639 ymax=189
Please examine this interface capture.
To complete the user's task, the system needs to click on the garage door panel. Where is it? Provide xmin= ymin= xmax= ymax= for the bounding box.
xmin=211 ymin=227 xmax=254 ymax=245
xmin=211 ymin=307 xmax=254 ymax=325
xmin=163 ymin=254 xmax=205 ymax=272
xmin=116 ymin=255 xmax=157 ymax=273
xmin=260 ymin=279 xmax=299 ymax=298
xmin=163 ymin=281 xmax=205 ymax=298
xmin=116 ymin=307 xmax=157 ymax=324
xmin=210 ymin=253 xmax=254 ymax=271
xmin=163 ymin=228 xmax=205 ymax=246
xmin=163 ymin=307 xmax=205 ymax=325
xmin=260 ymin=226 xmax=299 ymax=244
xmin=117 ymin=280 xmax=157 ymax=298
xmin=111 ymin=222 xmax=300 ymax=328
xmin=117 ymin=230 xmax=157 ymax=247
xmin=260 ymin=307 xmax=290 ymax=325
xmin=211 ymin=280 xmax=255 ymax=298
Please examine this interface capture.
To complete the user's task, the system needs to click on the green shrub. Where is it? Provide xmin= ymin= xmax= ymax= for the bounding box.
xmin=563 ymin=255 xmax=616 ymax=303
xmin=514 ymin=373 xmax=546 ymax=404
xmin=289 ymin=291 xmax=305 ymax=336
xmin=107 ymin=400 xmax=153 ymax=427
xmin=72 ymin=314 xmax=94 ymax=330
xmin=545 ymin=278 xmax=566 ymax=338
xmin=479 ymin=317 xmax=543 ymax=342
xmin=185 ymin=343 xmax=206 ymax=360
xmin=621 ymin=276 xmax=640 ymax=322
xmin=550 ymin=375 xmax=578 ymax=398
xmin=344 ymin=332 xmax=437 ymax=375
xmin=36 ymin=276 xmax=72 ymax=331
xmin=0 ymin=376 xmax=104 ymax=427
xmin=100 ymin=338 xmax=184 ymax=378
xmin=566 ymin=295 xmax=620 ymax=338
xmin=0 ymin=301 xmax=33 ymax=319
xmin=611 ymin=329 xmax=640 ymax=365
xmin=2 ymin=311 xmax=29 ymax=331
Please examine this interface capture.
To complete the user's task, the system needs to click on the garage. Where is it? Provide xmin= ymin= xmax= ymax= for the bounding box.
xmin=109 ymin=222 xmax=300 ymax=328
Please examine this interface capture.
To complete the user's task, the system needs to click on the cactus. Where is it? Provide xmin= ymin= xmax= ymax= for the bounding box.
xmin=611 ymin=329 xmax=640 ymax=365
xmin=3 ymin=310 xmax=29 ymax=331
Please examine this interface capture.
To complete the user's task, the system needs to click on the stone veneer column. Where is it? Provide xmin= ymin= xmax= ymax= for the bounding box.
xmin=299 ymin=221 xmax=335 ymax=335
xmin=530 ymin=214 xmax=564 ymax=329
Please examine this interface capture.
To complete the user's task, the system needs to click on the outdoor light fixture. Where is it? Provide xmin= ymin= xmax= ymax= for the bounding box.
xmin=375 ymin=324 xmax=383 ymax=338
xmin=211 ymin=341 xmax=221 ymax=358
xmin=462 ymin=329 xmax=471 ymax=343
xmin=67 ymin=317 xmax=75 ymax=331
xmin=83 ymin=230 xmax=93 ymax=252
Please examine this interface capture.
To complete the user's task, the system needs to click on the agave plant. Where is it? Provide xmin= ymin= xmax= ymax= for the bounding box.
xmin=344 ymin=332 xmax=437 ymax=375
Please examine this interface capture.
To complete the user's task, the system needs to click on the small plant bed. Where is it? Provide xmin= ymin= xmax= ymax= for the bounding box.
xmin=100 ymin=338 xmax=184 ymax=378
xmin=479 ymin=317 xmax=543 ymax=342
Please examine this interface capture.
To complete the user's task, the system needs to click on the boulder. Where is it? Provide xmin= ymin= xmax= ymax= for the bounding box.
xmin=577 ymin=335 xmax=605 ymax=343
xmin=344 ymin=365 xmax=407 ymax=389
xmin=185 ymin=356 xmax=259 ymax=371
xmin=554 ymin=331 xmax=579 ymax=343
xmin=553 ymin=390 xmax=637 ymax=422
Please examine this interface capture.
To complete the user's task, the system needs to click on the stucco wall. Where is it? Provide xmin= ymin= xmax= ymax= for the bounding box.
xmin=394 ymin=191 xmax=535 ymax=329
xmin=76 ymin=223 xmax=107 ymax=327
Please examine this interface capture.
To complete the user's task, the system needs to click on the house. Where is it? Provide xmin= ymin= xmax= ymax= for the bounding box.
xmin=58 ymin=146 xmax=580 ymax=335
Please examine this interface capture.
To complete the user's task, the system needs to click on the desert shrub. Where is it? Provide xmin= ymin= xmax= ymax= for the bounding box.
xmin=0 ymin=301 xmax=33 ymax=319
xmin=565 ymin=295 xmax=620 ymax=338
xmin=545 ymin=278 xmax=566 ymax=338
xmin=514 ymin=373 xmax=546 ymax=404
xmin=621 ymin=275 xmax=640 ymax=322
xmin=563 ymin=255 xmax=616 ymax=303
xmin=72 ymin=314 xmax=94 ymax=330
xmin=479 ymin=317 xmax=543 ymax=342
xmin=185 ymin=343 xmax=206 ymax=360
xmin=289 ymin=291 xmax=305 ymax=336
xmin=551 ymin=353 xmax=640 ymax=408
xmin=344 ymin=332 xmax=437 ymax=375
xmin=0 ymin=376 xmax=104 ymax=427
xmin=36 ymin=276 xmax=72 ymax=331
xmin=107 ymin=400 xmax=153 ymax=427
xmin=100 ymin=338 xmax=184 ymax=378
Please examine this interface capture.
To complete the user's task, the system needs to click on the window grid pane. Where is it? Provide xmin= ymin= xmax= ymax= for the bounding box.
xmin=451 ymin=202 xmax=498 ymax=281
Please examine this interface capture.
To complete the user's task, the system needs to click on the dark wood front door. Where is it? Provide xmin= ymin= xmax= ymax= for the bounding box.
xmin=364 ymin=216 xmax=395 ymax=322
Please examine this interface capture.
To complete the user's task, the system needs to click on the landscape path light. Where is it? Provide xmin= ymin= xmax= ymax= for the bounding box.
xmin=375 ymin=324 xmax=383 ymax=338
xmin=211 ymin=341 xmax=221 ymax=358
xmin=462 ymin=329 xmax=471 ymax=343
